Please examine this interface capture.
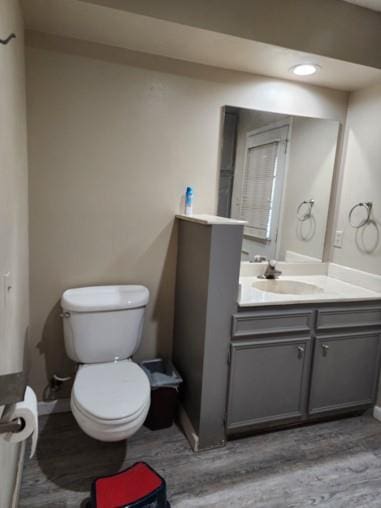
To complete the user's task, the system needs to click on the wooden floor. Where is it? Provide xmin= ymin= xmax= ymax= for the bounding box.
xmin=19 ymin=412 xmax=381 ymax=507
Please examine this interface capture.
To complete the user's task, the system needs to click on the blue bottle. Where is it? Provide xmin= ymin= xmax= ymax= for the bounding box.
xmin=185 ymin=186 xmax=193 ymax=216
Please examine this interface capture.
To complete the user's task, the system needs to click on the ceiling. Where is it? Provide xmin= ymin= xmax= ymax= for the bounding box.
xmin=22 ymin=0 xmax=381 ymax=92
xmin=342 ymin=0 xmax=381 ymax=12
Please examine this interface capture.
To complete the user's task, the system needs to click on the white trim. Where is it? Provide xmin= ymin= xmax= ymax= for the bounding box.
xmin=285 ymin=250 xmax=322 ymax=263
xmin=177 ymin=404 xmax=199 ymax=452
xmin=239 ymin=260 xmax=328 ymax=278
xmin=276 ymin=117 xmax=293 ymax=259
xmin=245 ymin=119 xmax=292 ymax=137
xmin=175 ymin=214 xmax=246 ymax=226
xmin=38 ymin=398 xmax=71 ymax=416
xmin=11 ymin=441 xmax=25 ymax=508
xmin=373 ymin=405 xmax=381 ymax=422
xmin=328 ymin=263 xmax=381 ymax=294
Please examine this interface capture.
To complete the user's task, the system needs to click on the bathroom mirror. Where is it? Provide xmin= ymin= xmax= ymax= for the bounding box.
xmin=217 ymin=106 xmax=340 ymax=262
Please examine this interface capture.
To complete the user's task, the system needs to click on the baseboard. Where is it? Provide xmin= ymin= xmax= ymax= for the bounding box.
xmin=177 ymin=404 xmax=199 ymax=452
xmin=11 ymin=441 xmax=26 ymax=508
xmin=38 ymin=398 xmax=71 ymax=416
xmin=373 ymin=405 xmax=381 ymax=422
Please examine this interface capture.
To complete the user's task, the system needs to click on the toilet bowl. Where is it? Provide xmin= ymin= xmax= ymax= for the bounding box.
xmin=71 ymin=360 xmax=150 ymax=441
xmin=61 ymin=285 xmax=150 ymax=441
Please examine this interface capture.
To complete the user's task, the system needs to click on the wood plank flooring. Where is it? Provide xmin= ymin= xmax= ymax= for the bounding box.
xmin=19 ymin=412 xmax=381 ymax=507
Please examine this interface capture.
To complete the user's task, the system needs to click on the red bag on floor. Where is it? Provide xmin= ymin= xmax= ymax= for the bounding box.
xmin=91 ymin=462 xmax=170 ymax=508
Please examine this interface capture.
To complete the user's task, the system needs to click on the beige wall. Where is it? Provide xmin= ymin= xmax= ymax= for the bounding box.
xmin=0 ymin=1 xmax=29 ymax=507
xmin=332 ymin=84 xmax=381 ymax=274
xmin=279 ymin=117 xmax=339 ymax=260
xmin=84 ymin=0 xmax=381 ymax=70
xmin=25 ymin=34 xmax=348 ymax=400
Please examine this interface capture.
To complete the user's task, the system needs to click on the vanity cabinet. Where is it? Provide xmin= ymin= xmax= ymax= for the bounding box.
xmin=173 ymin=216 xmax=381 ymax=449
xmin=309 ymin=333 xmax=381 ymax=415
xmin=227 ymin=337 xmax=311 ymax=431
xmin=227 ymin=303 xmax=381 ymax=435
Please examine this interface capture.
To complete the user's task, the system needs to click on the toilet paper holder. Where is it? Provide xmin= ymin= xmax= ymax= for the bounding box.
xmin=0 ymin=417 xmax=25 ymax=434
xmin=0 ymin=372 xmax=27 ymax=433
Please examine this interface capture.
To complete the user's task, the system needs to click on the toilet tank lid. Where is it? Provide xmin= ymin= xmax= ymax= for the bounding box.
xmin=61 ymin=285 xmax=149 ymax=312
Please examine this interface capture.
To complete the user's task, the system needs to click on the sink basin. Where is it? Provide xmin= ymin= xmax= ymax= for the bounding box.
xmin=253 ymin=279 xmax=323 ymax=295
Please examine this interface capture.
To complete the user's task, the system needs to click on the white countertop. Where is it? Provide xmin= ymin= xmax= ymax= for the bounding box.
xmin=239 ymin=274 xmax=381 ymax=307
xmin=176 ymin=214 xmax=247 ymax=225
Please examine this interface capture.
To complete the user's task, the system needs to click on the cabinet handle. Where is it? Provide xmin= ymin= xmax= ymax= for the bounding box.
xmin=297 ymin=346 xmax=305 ymax=359
xmin=321 ymin=344 xmax=329 ymax=356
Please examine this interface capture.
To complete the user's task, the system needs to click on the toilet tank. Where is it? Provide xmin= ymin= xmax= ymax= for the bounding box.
xmin=61 ymin=285 xmax=149 ymax=364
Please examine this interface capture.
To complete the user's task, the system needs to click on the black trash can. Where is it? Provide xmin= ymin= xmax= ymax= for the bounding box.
xmin=140 ymin=359 xmax=183 ymax=430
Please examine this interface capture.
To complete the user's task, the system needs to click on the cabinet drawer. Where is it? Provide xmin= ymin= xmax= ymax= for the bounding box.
xmin=316 ymin=306 xmax=381 ymax=331
xmin=232 ymin=310 xmax=314 ymax=338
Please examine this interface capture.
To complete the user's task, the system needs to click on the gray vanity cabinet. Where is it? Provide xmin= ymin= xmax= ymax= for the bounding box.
xmin=227 ymin=336 xmax=312 ymax=431
xmin=309 ymin=332 xmax=381 ymax=415
xmin=227 ymin=303 xmax=381 ymax=435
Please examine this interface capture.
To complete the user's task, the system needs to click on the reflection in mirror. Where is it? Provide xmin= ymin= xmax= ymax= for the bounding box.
xmin=218 ymin=107 xmax=340 ymax=262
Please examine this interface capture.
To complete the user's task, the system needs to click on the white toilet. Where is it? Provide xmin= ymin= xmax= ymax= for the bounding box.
xmin=61 ymin=285 xmax=151 ymax=441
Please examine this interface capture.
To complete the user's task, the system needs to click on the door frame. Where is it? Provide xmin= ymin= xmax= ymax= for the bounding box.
xmin=232 ymin=119 xmax=291 ymax=260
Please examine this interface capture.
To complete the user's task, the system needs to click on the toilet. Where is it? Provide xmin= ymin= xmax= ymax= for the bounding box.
xmin=61 ymin=285 xmax=151 ymax=441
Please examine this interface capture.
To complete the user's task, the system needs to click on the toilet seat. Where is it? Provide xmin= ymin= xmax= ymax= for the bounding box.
xmin=71 ymin=359 xmax=151 ymax=441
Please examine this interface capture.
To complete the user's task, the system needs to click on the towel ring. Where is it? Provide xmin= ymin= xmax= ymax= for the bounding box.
xmin=348 ymin=202 xmax=372 ymax=228
xmin=296 ymin=199 xmax=314 ymax=222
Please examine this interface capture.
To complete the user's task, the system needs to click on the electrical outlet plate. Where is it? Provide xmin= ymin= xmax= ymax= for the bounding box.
xmin=334 ymin=230 xmax=344 ymax=248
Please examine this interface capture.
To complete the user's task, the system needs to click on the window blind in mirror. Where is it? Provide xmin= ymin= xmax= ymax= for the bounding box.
xmin=239 ymin=141 xmax=279 ymax=240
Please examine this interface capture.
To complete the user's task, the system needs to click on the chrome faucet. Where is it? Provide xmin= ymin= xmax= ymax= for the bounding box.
xmin=252 ymin=255 xmax=268 ymax=263
xmin=258 ymin=260 xmax=282 ymax=280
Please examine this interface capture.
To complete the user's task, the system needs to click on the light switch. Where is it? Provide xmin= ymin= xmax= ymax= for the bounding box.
xmin=334 ymin=230 xmax=343 ymax=248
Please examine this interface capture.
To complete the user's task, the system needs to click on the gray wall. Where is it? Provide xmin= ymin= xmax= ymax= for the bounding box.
xmin=173 ymin=221 xmax=243 ymax=449
xmin=0 ymin=1 xmax=29 ymax=507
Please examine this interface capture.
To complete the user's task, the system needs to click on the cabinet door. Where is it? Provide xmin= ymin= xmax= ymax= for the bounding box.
xmin=309 ymin=333 xmax=381 ymax=415
xmin=227 ymin=337 xmax=311 ymax=431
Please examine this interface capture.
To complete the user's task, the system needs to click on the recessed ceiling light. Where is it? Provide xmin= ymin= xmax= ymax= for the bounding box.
xmin=290 ymin=64 xmax=321 ymax=76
